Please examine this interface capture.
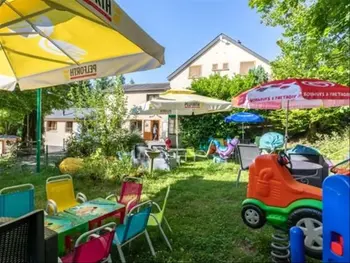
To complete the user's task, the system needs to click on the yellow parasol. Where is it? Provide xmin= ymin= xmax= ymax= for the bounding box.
xmin=0 ymin=0 xmax=165 ymax=171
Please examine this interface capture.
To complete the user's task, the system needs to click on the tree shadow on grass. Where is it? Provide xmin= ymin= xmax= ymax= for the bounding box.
xmin=118 ymin=175 xmax=274 ymax=263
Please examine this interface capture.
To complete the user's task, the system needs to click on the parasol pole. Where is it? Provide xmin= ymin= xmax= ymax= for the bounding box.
xmin=36 ymin=88 xmax=42 ymax=173
xmin=284 ymin=100 xmax=289 ymax=151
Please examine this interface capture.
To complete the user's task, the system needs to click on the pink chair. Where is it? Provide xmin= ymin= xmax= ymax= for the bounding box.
xmin=59 ymin=223 xmax=116 ymax=263
xmin=106 ymin=177 xmax=143 ymax=216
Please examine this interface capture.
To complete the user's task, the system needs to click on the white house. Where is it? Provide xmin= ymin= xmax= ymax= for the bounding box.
xmin=167 ymin=33 xmax=271 ymax=89
xmin=44 ymin=109 xmax=81 ymax=147
xmin=124 ymin=83 xmax=171 ymax=141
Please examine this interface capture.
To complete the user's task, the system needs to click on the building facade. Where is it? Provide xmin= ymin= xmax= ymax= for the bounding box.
xmin=167 ymin=33 xmax=271 ymax=88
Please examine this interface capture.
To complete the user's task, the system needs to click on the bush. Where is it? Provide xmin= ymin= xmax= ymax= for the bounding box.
xmin=59 ymin=157 xmax=83 ymax=175
xmin=76 ymin=148 xmax=146 ymax=181
xmin=310 ymin=129 xmax=350 ymax=162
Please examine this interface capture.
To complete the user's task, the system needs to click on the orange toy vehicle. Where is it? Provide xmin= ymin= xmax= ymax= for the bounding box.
xmin=241 ymin=153 xmax=323 ymax=258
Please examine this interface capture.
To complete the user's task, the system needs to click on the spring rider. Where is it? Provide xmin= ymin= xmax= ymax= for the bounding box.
xmin=290 ymin=159 xmax=350 ymax=263
xmin=241 ymin=152 xmax=323 ymax=260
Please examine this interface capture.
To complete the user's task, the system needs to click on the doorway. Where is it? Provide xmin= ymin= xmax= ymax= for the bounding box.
xmin=143 ymin=120 xmax=160 ymax=141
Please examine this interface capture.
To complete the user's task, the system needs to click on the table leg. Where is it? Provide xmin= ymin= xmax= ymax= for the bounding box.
xmin=119 ymin=208 xmax=126 ymax=224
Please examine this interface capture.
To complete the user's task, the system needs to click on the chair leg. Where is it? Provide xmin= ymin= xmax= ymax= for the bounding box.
xmin=145 ymin=230 xmax=156 ymax=256
xmin=116 ymin=244 xmax=126 ymax=263
xmin=236 ymin=169 xmax=242 ymax=187
xmin=104 ymin=254 xmax=112 ymax=263
xmin=158 ymin=223 xmax=173 ymax=251
xmin=163 ymin=216 xmax=173 ymax=233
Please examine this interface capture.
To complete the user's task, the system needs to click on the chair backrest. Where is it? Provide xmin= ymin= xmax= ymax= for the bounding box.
xmin=0 ymin=184 xmax=34 ymax=217
xmin=71 ymin=223 xmax=116 ymax=263
xmin=186 ymin=148 xmax=195 ymax=157
xmin=119 ymin=177 xmax=143 ymax=210
xmin=0 ymin=210 xmax=45 ymax=263
xmin=237 ymin=144 xmax=261 ymax=170
xmin=120 ymin=201 xmax=152 ymax=243
xmin=161 ymin=186 xmax=171 ymax=215
xmin=46 ymin=175 xmax=77 ymax=212
xmin=134 ymin=144 xmax=148 ymax=159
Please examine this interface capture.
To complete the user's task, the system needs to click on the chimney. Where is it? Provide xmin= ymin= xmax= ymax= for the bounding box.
xmin=237 ymin=40 xmax=242 ymax=44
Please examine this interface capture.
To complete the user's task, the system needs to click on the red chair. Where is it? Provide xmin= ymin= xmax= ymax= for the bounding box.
xmin=106 ymin=177 xmax=143 ymax=216
xmin=59 ymin=223 xmax=116 ymax=263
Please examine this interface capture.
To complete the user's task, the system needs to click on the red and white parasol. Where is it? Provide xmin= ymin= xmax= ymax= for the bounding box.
xmin=232 ymin=78 xmax=350 ymax=149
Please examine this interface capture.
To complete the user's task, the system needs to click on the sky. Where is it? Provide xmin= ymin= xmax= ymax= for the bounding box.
xmin=117 ymin=0 xmax=283 ymax=84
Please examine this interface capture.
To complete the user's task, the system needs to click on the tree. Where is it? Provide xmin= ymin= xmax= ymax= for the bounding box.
xmin=249 ymin=0 xmax=350 ymax=85
xmin=117 ymin=74 xmax=126 ymax=85
xmin=249 ymin=0 xmax=350 ymax=140
xmin=181 ymin=68 xmax=269 ymax=147
xmin=129 ymin=78 xmax=135 ymax=85
xmin=191 ymin=66 xmax=268 ymax=101
xmin=67 ymin=77 xmax=142 ymax=156
xmin=0 ymin=85 xmax=72 ymax=140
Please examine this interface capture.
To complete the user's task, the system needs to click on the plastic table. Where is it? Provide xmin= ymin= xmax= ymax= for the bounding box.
xmin=45 ymin=212 xmax=88 ymax=256
xmin=64 ymin=198 xmax=125 ymax=229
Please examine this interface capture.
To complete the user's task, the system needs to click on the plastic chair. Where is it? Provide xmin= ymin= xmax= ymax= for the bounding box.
xmin=46 ymin=175 xmax=87 ymax=214
xmin=185 ymin=141 xmax=213 ymax=162
xmin=0 ymin=210 xmax=45 ymax=263
xmin=147 ymin=186 xmax=173 ymax=251
xmin=0 ymin=184 xmax=34 ymax=217
xmin=59 ymin=222 xmax=116 ymax=263
xmin=113 ymin=201 xmax=155 ymax=263
xmin=106 ymin=177 xmax=143 ymax=215
xmin=236 ymin=144 xmax=261 ymax=186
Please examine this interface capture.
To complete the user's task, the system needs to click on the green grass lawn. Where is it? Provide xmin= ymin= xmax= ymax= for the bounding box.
xmin=0 ymin=161 xmax=320 ymax=263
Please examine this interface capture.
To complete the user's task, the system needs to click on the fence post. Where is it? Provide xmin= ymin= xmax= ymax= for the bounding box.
xmin=45 ymin=145 xmax=49 ymax=167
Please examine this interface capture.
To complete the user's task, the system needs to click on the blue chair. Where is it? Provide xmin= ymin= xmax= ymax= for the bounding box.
xmin=0 ymin=184 xmax=34 ymax=217
xmin=113 ymin=201 xmax=155 ymax=263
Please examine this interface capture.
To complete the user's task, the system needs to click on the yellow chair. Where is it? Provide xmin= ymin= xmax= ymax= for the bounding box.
xmin=46 ymin=175 xmax=87 ymax=214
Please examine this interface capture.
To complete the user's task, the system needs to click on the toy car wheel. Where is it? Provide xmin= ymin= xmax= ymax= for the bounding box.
xmin=288 ymin=208 xmax=323 ymax=259
xmin=241 ymin=204 xmax=266 ymax=229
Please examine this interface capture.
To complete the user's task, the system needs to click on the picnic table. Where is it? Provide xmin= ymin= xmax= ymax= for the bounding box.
xmin=64 ymin=198 xmax=125 ymax=229
xmin=45 ymin=212 xmax=88 ymax=256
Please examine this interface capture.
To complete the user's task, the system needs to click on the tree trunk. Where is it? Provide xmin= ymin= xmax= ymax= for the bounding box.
xmin=21 ymin=111 xmax=37 ymax=141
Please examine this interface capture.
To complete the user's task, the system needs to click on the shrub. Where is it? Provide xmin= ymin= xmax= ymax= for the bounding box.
xmin=59 ymin=157 xmax=83 ymax=175
xmin=76 ymin=148 xmax=145 ymax=181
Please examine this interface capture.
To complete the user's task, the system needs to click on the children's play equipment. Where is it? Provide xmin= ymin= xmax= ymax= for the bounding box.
xmin=241 ymin=152 xmax=323 ymax=258
xmin=330 ymin=158 xmax=350 ymax=176
xmin=212 ymin=137 xmax=240 ymax=162
xmin=290 ymin=172 xmax=350 ymax=263
xmin=259 ymin=132 xmax=284 ymax=153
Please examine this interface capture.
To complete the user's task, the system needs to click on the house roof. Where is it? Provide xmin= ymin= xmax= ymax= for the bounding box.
xmin=45 ymin=108 xmax=93 ymax=120
xmin=167 ymin=33 xmax=270 ymax=81
xmin=123 ymin=83 xmax=170 ymax=93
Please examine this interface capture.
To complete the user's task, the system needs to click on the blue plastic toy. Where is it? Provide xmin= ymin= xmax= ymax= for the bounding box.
xmin=290 ymin=174 xmax=350 ymax=263
xmin=0 ymin=184 xmax=35 ymax=217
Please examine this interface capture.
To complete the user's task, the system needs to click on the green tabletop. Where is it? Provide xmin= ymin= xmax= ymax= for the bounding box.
xmin=64 ymin=198 xmax=125 ymax=226
xmin=45 ymin=212 xmax=86 ymax=234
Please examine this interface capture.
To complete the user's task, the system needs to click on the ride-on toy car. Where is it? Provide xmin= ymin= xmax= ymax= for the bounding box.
xmin=241 ymin=152 xmax=323 ymax=258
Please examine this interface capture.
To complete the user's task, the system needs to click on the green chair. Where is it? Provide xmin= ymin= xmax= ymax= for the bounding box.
xmin=185 ymin=141 xmax=213 ymax=162
xmin=147 ymin=186 xmax=172 ymax=251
